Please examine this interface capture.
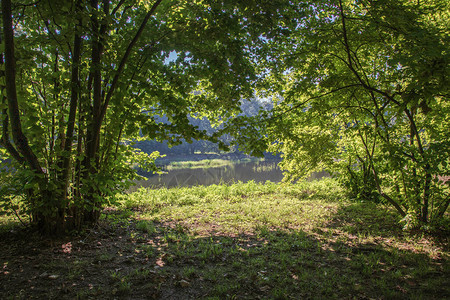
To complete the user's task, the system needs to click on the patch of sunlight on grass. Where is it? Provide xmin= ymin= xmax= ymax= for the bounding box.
xmin=117 ymin=178 xmax=346 ymax=235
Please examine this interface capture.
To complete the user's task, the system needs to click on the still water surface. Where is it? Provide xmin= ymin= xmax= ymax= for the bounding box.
xmin=130 ymin=160 xmax=328 ymax=192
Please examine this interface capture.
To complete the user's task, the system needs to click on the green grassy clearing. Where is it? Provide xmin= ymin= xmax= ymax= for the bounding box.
xmin=111 ymin=178 xmax=449 ymax=299
xmin=1 ymin=178 xmax=448 ymax=299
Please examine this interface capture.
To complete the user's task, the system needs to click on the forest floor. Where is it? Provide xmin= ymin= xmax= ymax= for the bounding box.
xmin=1 ymin=179 xmax=449 ymax=299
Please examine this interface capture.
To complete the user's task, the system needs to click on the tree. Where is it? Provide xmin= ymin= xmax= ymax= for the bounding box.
xmin=0 ymin=0 xmax=295 ymax=234
xmin=231 ymin=0 xmax=449 ymax=228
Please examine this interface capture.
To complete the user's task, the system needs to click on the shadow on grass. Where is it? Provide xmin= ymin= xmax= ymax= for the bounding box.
xmin=1 ymin=205 xmax=448 ymax=300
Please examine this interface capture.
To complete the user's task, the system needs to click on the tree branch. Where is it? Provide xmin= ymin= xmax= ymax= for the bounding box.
xmin=338 ymin=0 xmax=402 ymax=107
xmin=111 ymin=0 xmax=127 ymax=16
xmin=60 ymin=0 xmax=83 ymax=193
xmin=99 ymin=0 xmax=164 ymax=124
xmin=0 ymin=33 xmax=25 ymax=164
xmin=271 ymin=83 xmax=362 ymax=121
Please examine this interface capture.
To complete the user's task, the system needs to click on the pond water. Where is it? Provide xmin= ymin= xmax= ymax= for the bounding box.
xmin=129 ymin=160 xmax=328 ymax=192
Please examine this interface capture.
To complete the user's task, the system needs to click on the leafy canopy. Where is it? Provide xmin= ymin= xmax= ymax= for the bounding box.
xmin=0 ymin=0 xmax=295 ymax=233
xmin=229 ymin=0 xmax=449 ymax=227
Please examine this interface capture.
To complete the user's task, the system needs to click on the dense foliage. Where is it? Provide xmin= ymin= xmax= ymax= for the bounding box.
xmin=0 ymin=0 xmax=293 ymax=234
xmin=233 ymin=0 xmax=449 ymax=228
xmin=1 ymin=0 xmax=448 ymax=233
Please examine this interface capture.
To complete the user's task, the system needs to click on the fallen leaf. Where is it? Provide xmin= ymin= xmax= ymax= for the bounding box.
xmin=260 ymin=285 xmax=271 ymax=292
xmin=155 ymin=257 xmax=165 ymax=267
xmin=179 ymin=279 xmax=190 ymax=287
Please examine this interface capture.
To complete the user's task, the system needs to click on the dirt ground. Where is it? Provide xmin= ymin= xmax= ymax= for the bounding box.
xmin=1 ymin=207 xmax=448 ymax=299
xmin=0 ymin=220 xmax=192 ymax=299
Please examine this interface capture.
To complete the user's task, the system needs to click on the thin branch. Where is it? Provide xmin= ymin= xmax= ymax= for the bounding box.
xmin=35 ymin=5 xmax=69 ymax=58
xmin=99 ymin=0 xmax=164 ymax=123
xmin=269 ymin=83 xmax=363 ymax=122
xmin=355 ymin=118 xmax=406 ymax=216
xmin=8 ymin=200 xmax=29 ymax=227
xmin=111 ymin=0 xmax=127 ymax=16
xmin=12 ymin=1 xmax=40 ymax=8
xmin=338 ymin=0 xmax=403 ymax=107
xmin=437 ymin=196 xmax=450 ymax=219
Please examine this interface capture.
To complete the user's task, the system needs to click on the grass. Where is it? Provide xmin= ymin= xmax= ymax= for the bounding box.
xmin=1 ymin=178 xmax=448 ymax=299
xmin=112 ymin=178 xmax=449 ymax=299
xmin=165 ymin=157 xmax=262 ymax=171
xmin=166 ymin=159 xmax=234 ymax=170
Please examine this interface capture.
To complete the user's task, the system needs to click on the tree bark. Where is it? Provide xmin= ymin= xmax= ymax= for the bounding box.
xmin=81 ymin=0 xmax=164 ymax=225
xmin=1 ymin=0 xmax=44 ymax=174
xmin=60 ymin=0 xmax=83 ymax=200
xmin=1 ymin=34 xmax=25 ymax=164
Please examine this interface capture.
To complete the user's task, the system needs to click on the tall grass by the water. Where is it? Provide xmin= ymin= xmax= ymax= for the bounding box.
xmin=165 ymin=157 xmax=262 ymax=170
xmin=166 ymin=159 xmax=233 ymax=170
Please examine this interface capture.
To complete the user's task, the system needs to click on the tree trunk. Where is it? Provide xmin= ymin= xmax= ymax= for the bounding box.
xmin=59 ymin=0 xmax=83 ymax=218
xmin=1 ymin=0 xmax=44 ymax=174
